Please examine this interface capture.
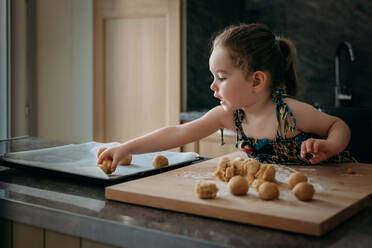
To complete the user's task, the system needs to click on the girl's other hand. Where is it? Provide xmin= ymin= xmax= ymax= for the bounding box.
xmin=300 ymin=138 xmax=339 ymax=164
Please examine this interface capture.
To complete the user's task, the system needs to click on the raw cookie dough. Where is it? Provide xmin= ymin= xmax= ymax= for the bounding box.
xmin=152 ymin=155 xmax=169 ymax=168
xmin=225 ymin=166 xmax=235 ymax=181
xmin=228 ymin=176 xmax=249 ymax=196
xmin=214 ymin=157 xmax=262 ymax=183
xmin=243 ymin=160 xmax=260 ymax=184
xmin=238 ymin=159 xmax=261 ymax=179
xmin=214 ymin=157 xmax=235 ymax=182
xmin=259 ymin=182 xmax=279 ymax=200
xmin=232 ymin=157 xmax=247 ymax=176
xmin=245 ymin=159 xmax=261 ymax=177
xmin=245 ymin=174 xmax=255 ymax=185
xmin=195 ymin=183 xmax=219 ymax=199
xmin=252 ymin=178 xmax=265 ymax=192
xmin=97 ymin=147 xmax=107 ymax=158
xmin=292 ymin=182 xmax=314 ymax=201
xmin=119 ymin=154 xmax=132 ymax=166
xmin=288 ymin=172 xmax=308 ymax=189
xmin=232 ymin=157 xmax=245 ymax=167
xmin=256 ymin=164 xmax=276 ymax=182
xmin=98 ymin=160 xmax=112 ymax=175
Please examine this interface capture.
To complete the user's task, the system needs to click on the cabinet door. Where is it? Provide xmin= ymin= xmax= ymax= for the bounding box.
xmin=183 ymin=131 xmax=238 ymax=158
xmin=94 ymin=0 xmax=181 ymax=142
xmin=199 ymin=132 xmax=237 ymax=158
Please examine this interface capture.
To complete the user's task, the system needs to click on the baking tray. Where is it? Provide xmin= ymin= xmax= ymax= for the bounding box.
xmin=0 ymin=142 xmax=200 ymax=185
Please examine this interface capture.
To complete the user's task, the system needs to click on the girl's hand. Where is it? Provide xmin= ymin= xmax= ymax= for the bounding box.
xmin=98 ymin=145 xmax=128 ymax=173
xmin=300 ymin=138 xmax=339 ymax=164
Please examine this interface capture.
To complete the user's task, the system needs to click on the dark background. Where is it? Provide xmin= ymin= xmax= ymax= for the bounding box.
xmin=185 ymin=0 xmax=372 ymax=111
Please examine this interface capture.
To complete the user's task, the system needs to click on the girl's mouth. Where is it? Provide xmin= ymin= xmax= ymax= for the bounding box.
xmin=213 ymin=94 xmax=225 ymax=105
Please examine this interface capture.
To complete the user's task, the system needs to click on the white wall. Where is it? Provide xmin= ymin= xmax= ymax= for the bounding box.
xmin=11 ymin=0 xmax=28 ymax=137
xmin=0 ymin=0 xmax=9 ymax=139
xmin=36 ymin=0 xmax=93 ymax=142
xmin=71 ymin=0 xmax=93 ymax=142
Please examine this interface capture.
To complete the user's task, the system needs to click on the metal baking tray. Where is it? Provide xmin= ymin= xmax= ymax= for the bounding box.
xmin=0 ymin=141 xmax=200 ymax=185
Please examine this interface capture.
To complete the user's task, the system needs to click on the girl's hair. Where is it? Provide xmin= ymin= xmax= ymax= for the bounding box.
xmin=211 ymin=23 xmax=298 ymax=96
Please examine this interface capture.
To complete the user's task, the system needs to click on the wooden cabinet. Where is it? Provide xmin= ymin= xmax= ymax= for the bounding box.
xmin=1 ymin=219 xmax=118 ymax=248
xmin=13 ymin=222 xmax=44 ymax=248
xmin=93 ymin=0 xmax=181 ymax=143
xmin=33 ymin=0 xmax=180 ymax=143
xmin=45 ymin=230 xmax=80 ymax=248
xmin=183 ymin=130 xmax=238 ymax=158
xmin=0 ymin=218 xmax=12 ymax=248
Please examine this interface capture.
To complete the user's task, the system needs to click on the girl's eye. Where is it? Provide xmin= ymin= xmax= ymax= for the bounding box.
xmin=218 ymin=77 xmax=226 ymax=81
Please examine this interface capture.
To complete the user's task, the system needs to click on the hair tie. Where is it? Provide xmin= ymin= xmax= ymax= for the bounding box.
xmin=274 ymin=37 xmax=280 ymax=45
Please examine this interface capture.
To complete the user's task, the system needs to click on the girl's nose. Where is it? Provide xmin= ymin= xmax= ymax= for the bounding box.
xmin=210 ymin=81 xmax=217 ymax=91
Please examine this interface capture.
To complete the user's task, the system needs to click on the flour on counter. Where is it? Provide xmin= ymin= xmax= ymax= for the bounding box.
xmin=274 ymin=164 xmax=324 ymax=192
xmin=182 ymin=171 xmax=215 ymax=180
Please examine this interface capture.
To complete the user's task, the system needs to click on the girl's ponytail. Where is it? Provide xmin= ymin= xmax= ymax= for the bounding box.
xmin=277 ymin=38 xmax=298 ymax=96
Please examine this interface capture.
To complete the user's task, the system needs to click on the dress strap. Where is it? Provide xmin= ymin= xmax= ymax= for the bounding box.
xmin=272 ymin=88 xmax=297 ymax=138
xmin=233 ymin=109 xmax=246 ymax=148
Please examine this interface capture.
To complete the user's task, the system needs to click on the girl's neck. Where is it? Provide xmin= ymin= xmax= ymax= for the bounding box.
xmin=242 ymin=91 xmax=274 ymax=118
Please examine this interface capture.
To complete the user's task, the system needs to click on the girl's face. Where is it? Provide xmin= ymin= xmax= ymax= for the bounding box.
xmin=209 ymin=46 xmax=255 ymax=111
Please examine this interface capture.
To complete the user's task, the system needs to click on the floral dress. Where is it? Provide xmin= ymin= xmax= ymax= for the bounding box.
xmin=234 ymin=89 xmax=356 ymax=165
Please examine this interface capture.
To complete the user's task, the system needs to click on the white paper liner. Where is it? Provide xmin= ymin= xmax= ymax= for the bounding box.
xmin=3 ymin=141 xmax=199 ymax=180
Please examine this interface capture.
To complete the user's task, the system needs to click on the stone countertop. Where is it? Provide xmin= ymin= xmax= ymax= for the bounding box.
xmin=180 ymin=111 xmax=207 ymax=121
xmin=1 ymin=137 xmax=372 ymax=248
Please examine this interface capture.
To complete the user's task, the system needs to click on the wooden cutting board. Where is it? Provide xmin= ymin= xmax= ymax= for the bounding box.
xmin=105 ymin=152 xmax=372 ymax=236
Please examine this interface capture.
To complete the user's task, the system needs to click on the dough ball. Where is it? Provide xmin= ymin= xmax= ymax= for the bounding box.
xmin=195 ymin=183 xmax=218 ymax=199
xmin=232 ymin=157 xmax=245 ymax=167
xmin=233 ymin=158 xmax=248 ymax=176
xmin=214 ymin=157 xmax=230 ymax=181
xmin=119 ymin=154 xmax=132 ymax=166
xmin=225 ymin=167 xmax=235 ymax=182
xmin=214 ymin=157 xmax=234 ymax=182
xmin=98 ymin=160 xmax=112 ymax=175
xmin=152 ymin=155 xmax=169 ymax=168
xmin=288 ymin=172 xmax=308 ymax=189
xmin=245 ymin=159 xmax=261 ymax=176
xmin=214 ymin=170 xmax=225 ymax=182
xmin=97 ymin=147 xmax=107 ymax=158
xmin=245 ymin=174 xmax=255 ymax=185
xmin=256 ymin=164 xmax=276 ymax=182
xmin=217 ymin=157 xmax=230 ymax=170
xmin=292 ymin=182 xmax=314 ymax=201
xmin=259 ymin=182 xmax=279 ymax=200
xmin=252 ymin=178 xmax=265 ymax=192
xmin=214 ymin=157 xmax=263 ymax=183
xmin=346 ymin=168 xmax=355 ymax=174
xmin=228 ymin=176 xmax=249 ymax=196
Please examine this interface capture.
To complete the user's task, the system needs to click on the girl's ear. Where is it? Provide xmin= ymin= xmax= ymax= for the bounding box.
xmin=251 ymin=71 xmax=267 ymax=92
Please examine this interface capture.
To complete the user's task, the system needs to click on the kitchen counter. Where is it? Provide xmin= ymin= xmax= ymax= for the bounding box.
xmin=1 ymin=137 xmax=372 ymax=248
xmin=180 ymin=111 xmax=207 ymax=122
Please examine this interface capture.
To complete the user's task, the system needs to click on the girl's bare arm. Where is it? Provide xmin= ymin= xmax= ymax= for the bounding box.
xmin=287 ymin=99 xmax=351 ymax=163
xmin=99 ymin=106 xmax=229 ymax=171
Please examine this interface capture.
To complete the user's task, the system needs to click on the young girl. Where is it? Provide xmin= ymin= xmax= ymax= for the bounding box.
xmin=99 ymin=23 xmax=354 ymax=173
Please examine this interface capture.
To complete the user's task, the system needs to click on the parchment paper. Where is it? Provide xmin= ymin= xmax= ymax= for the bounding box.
xmin=2 ymin=142 xmax=199 ymax=180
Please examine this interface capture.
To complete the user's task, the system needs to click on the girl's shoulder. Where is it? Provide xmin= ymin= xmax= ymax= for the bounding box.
xmin=282 ymin=97 xmax=318 ymax=115
xmin=203 ymin=106 xmax=236 ymax=131
xmin=282 ymin=98 xmax=338 ymax=135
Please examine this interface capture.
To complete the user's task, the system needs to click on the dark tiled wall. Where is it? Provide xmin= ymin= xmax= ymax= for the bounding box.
xmin=186 ymin=0 xmax=372 ymax=111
